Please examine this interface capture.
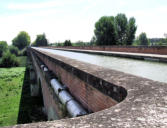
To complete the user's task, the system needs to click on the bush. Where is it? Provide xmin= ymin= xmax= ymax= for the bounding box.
xmin=0 ymin=52 xmax=19 ymax=67
xmin=64 ymin=40 xmax=72 ymax=46
xmin=0 ymin=41 xmax=8 ymax=57
xmin=18 ymin=48 xmax=27 ymax=56
xmin=33 ymin=33 xmax=48 ymax=46
xmin=9 ymin=45 xmax=19 ymax=56
xmin=138 ymin=32 xmax=149 ymax=46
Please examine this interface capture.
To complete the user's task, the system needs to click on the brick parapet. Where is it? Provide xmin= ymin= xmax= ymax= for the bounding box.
xmin=6 ymin=47 xmax=167 ymax=128
xmin=31 ymin=48 xmax=121 ymax=112
xmin=51 ymin=46 xmax=167 ymax=55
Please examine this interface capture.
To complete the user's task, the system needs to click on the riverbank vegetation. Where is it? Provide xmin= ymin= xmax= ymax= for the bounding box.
xmin=0 ymin=67 xmax=25 ymax=127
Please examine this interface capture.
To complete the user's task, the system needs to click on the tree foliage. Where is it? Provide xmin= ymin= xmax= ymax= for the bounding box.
xmin=33 ymin=34 xmax=48 ymax=46
xmin=0 ymin=41 xmax=8 ymax=57
xmin=9 ymin=45 xmax=19 ymax=56
xmin=150 ymin=38 xmax=167 ymax=46
xmin=139 ymin=32 xmax=149 ymax=45
xmin=90 ymin=36 xmax=96 ymax=46
xmin=0 ymin=51 xmax=19 ymax=67
xmin=94 ymin=16 xmax=117 ymax=45
xmin=74 ymin=41 xmax=86 ymax=46
xmin=94 ymin=13 xmax=137 ymax=46
xmin=12 ymin=31 xmax=31 ymax=50
xmin=115 ymin=13 xmax=128 ymax=44
xmin=56 ymin=43 xmax=64 ymax=46
xmin=64 ymin=40 xmax=72 ymax=46
xmin=19 ymin=48 xmax=27 ymax=56
xmin=126 ymin=17 xmax=137 ymax=45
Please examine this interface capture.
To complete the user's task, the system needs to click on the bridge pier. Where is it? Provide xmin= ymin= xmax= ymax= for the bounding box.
xmin=28 ymin=52 xmax=68 ymax=121
xmin=29 ymin=66 xmax=40 ymax=97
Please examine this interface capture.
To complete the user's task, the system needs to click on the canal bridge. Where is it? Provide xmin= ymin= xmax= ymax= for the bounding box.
xmin=10 ymin=46 xmax=167 ymax=127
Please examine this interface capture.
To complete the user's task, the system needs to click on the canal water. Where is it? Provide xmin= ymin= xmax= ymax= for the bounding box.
xmin=35 ymin=48 xmax=167 ymax=83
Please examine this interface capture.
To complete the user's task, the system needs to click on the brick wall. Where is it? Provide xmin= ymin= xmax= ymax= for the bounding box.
xmin=31 ymin=52 xmax=65 ymax=120
xmin=33 ymin=49 xmax=119 ymax=112
xmin=53 ymin=46 xmax=167 ymax=55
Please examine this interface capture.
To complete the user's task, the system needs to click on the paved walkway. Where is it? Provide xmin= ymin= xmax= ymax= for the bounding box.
xmin=52 ymin=48 xmax=167 ymax=63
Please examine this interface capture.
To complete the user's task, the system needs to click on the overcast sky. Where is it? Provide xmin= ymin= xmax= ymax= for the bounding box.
xmin=0 ymin=0 xmax=167 ymax=44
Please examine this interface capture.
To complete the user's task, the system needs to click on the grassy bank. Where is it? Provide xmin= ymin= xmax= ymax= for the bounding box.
xmin=0 ymin=67 xmax=25 ymax=127
xmin=0 ymin=56 xmax=27 ymax=68
xmin=17 ymin=56 xmax=27 ymax=67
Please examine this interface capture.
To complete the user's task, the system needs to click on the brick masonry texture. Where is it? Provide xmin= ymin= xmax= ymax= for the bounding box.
xmin=5 ymin=47 xmax=167 ymax=128
xmin=33 ymin=49 xmax=119 ymax=112
xmin=30 ymin=51 xmax=65 ymax=120
xmin=54 ymin=46 xmax=167 ymax=55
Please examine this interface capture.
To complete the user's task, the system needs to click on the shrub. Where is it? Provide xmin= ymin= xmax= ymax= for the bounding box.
xmin=0 ymin=41 xmax=8 ymax=57
xmin=64 ymin=40 xmax=72 ymax=46
xmin=0 ymin=52 xmax=19 ymax=67
xmin=18 ymin=48 xmax=27 ymax=56
xmin=9 ymin=45 xmax=19 ymax=56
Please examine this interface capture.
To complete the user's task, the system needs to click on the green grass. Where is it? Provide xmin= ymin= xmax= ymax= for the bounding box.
xmin=17 ymin=56 xmax=27 ymax=67
xmin=0 ymin=67 xmax=25 ymax=127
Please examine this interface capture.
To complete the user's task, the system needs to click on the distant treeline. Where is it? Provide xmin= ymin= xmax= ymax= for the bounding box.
xmin=49 ymin=40 xmax=92 ymax=47
xmin=50 ymin=37 xmax=167 ymax=47
xmin=1 ymin=13 xmax=167 ymax=66
xmin=50 ymin=13 xmax=167 ymax=47
xmin=149 ymin=38 xmax=167 ymax=46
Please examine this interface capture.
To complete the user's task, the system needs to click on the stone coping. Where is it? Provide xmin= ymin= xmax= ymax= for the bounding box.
xmin=54 ymin=45 xmax=167 ymax=48
xmin=32 ymin=48 xmax=127 ymax=103
xmin=46 ymin=46 xmax=167 ymax=55
xmin=50 ymin=48 xmax=167 ymax=63
xmin=5 ymin=47 xmax=167 ymax=128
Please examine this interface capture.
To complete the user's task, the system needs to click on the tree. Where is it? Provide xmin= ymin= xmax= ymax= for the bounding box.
xmin=34 ymin=34 xmax=48 ymax=46
xmin=139 ymin=32 xmax=149 ymax=45
xmin=153 ymin=38 xmax=167 ymax=46
xmin=9 ymin=45 xmax=19 ymax=56
xmin=0 ymin=51 xmax=19 ymax=67
xmin=90 ymin=36 xmax=96 ymax=46
xmin=126 ymin=17 xmax=137 ymax=45
xmin=115 ymin=13 xmax=128 ymax=45
xmin=0 ymin=41 xmax=8 ymax=57
xmin=31 ymin=41 xmax=36 ymax=46
xmin=74 ymin=41 xmax=85 ymax=46
xmin=94 ymin=16 xmax=117 ymax=45
xmin=94 ymin=14 xmax=137 ymax=46
xmin=64 ymin=40 xmax=72 ymax=46
xmin=56 ymin=43 xmax=64 ymax=46
xmin=12 ymin=31 xmax=31 ymax=50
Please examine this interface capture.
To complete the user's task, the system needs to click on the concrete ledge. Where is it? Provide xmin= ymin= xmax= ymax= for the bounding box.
xmin=6 ymin=47 xmax=167 ymax=128
xmin=48 ymin=46 xmax=167 ymax=55
xmin=50 ymin=48 xmax=167 ymax=63
xmin=32 ymin=48 xmax=123 ymax=112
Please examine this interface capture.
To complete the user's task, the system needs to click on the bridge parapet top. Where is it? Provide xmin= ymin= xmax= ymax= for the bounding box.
xmin=8 ymin=47 xmax=167 ymax=128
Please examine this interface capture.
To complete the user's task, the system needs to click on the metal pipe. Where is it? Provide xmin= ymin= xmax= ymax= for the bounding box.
xmin=66 ymin=99 xmax=87 ymax=117
xmin=58 ymin=90 xmax=73 ymax=105
xmin=50 ymin=79 xmax=64 ymax=95
xmin=41 ymin=64 xmax=48 ymax=72
xmin=50 ymin=78 xmax=87 ymax=117
xmin=43 ymin=67 xmax=48 ymax=72
xmin=41 ymin=65 xmax=44 ymax=69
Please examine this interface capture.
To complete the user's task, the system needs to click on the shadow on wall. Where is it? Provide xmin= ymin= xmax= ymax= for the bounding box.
xmin=17 ymin=67 xmax=47 ymax=124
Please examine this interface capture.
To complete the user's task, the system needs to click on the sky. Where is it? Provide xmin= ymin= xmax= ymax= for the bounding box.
xmin=0 ymin=0 xmax=167 ymax=45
